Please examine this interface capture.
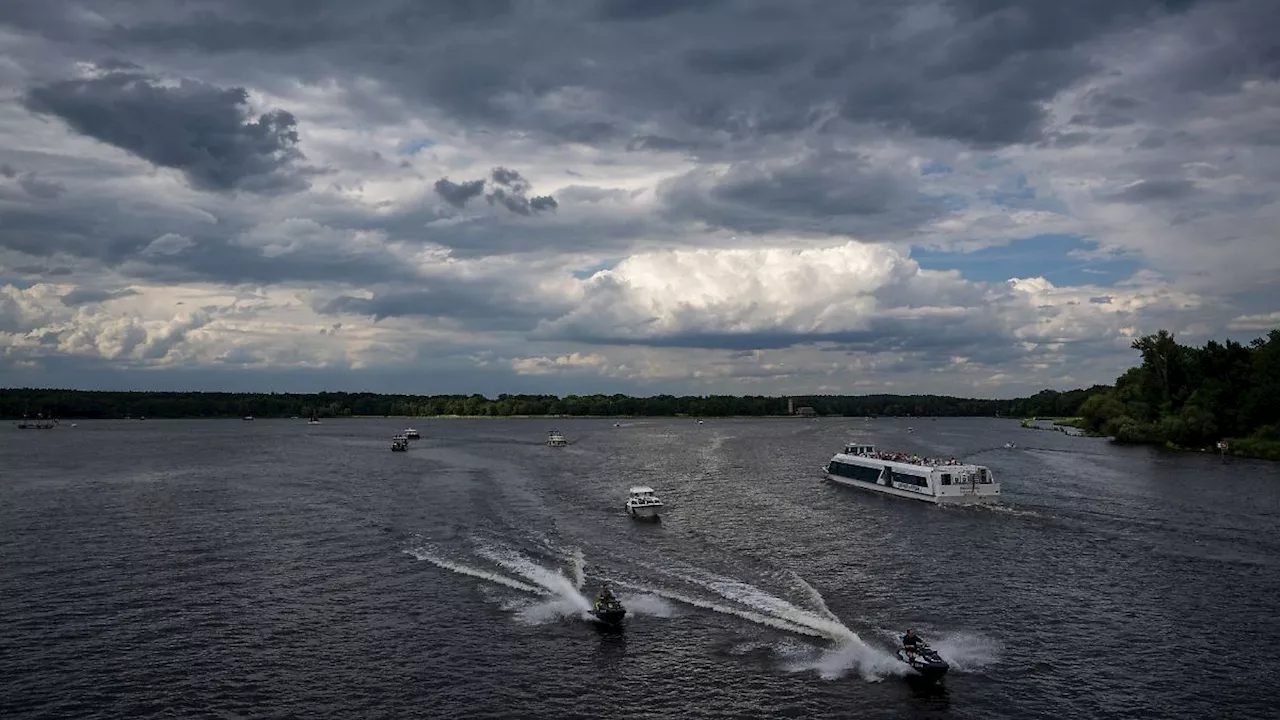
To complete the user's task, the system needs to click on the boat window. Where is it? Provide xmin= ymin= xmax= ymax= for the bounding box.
xmin=829 ymin=461 xmax=883 ymax=483
xmin=888 ymin=470 xmax=928 ymax=488
xmin=979 ymin=468 xmax=988 ymax=483
xmin=940 ymin=473 xmax=951 ymax=486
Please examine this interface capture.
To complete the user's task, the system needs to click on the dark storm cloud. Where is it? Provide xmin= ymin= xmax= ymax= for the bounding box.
xmin=317 ymin=281 xmax=563 ymax=331
xmin=8 ymin=0 xmax=1221 ymax=150
xmin=659 ymin=150 xmax=932 ymax=236
xmin=490 ymin=167 xmax=528 ymax=190
xmin=432 ymin=167 xmax=558 ymax=215
xmin=433 ymin=177 xmax=485 ymax=207
xmin=592 ymin=0 xmax=722 ymax=22
xmin=684 ymin=42 xmax=806 ymax=76
xmin=11 ymin=264 xmax=74 ymax=277
xmin=16 ymin=173 xmax=66 ymax=198
xmin=23 ymin=68 xmax=307 ymax=194
xmin=543 ymin=312 xmax=1023 ymax=363
xmin=529 ymin=196 xmax=558 ymax=212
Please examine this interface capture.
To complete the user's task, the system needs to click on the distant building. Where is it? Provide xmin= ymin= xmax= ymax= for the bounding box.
xmin=787 ymin=398 xmax=794 ymax=415
xmin=795 ymin=406 xmax=817 ymax=417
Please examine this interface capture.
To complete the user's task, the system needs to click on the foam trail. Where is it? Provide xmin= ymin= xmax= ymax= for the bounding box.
xmin=405 ymin=547 xmax=544 ymax=594
xmin=656 ymin=568 xmax=908 ymax=681
xmin=668 ymin=569 xmax=859 ymax=643
xmin=473 ymin=542 xmax=593 ymax=615
xmin=609 ymin=580 xmax=820 ymax=637
xmin=784 ymin=642 xmax=912 ymax=682
xmin=784 ymin=571 xmax=840 ymax=622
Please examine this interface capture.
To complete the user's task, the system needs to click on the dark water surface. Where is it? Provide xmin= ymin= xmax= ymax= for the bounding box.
xmin=4 ymin=417 xmax=1279 ymax=719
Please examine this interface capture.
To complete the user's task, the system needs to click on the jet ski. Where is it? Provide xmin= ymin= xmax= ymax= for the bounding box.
xmin=589 ymin=585 xmax=626 ymax=627
xmin=897 ymin=644 xmax=949 ymax=681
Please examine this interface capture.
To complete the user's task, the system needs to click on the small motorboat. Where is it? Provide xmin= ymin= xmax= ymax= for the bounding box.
xmin=625 ymin=485 xmax=664 ymax=521
xmin=391 ymin=435 xmax=409 ymax=452
xmin=588 ymin=584 xmax=626 ymax=627
xmin=897 ymin=643 xmax=949 ymax=682
xmin=404 ymin=428 xmax=421 ymax=439
xmin=548 ymin=430 xmax=567 ymax=447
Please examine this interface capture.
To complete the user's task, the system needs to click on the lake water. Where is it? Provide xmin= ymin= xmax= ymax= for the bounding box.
xmin=3 ymin=417 xmax=1279 ymax=719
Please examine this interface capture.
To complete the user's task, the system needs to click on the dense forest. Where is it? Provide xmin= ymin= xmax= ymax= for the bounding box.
xmin=1078 ymin=329 xmax=1280 ymax=459
xmin=0 ymin=386 xmax=1104 ymax=421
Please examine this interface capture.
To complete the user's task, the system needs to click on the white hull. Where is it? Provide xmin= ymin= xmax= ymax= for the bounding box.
xmin=824 ymin=473 xmax=997 ymax=505
xmin=627 ymin=504 xmax=661 ymax=520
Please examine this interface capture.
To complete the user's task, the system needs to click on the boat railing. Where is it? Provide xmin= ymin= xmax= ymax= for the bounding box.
xmin=848 ymin=450 xmax=968 ymax=468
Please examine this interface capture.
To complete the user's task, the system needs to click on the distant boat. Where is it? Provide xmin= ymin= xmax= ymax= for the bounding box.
xmin=391 ymin=435 xmax=409 ymax=452
xmin=15 ymin=415 xmax=56 ymax=430
xmin=548 ymin=430 xmax=567 ymax=447
xmin=243 ymin=416 xmax=255 ymax=422
xmin=307 ymin=412 xmax=321 ymax=425
xmin=404 ymin=428 xmax=421 ymax=439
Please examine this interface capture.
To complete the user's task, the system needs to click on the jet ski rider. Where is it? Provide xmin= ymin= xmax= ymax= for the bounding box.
xmin=902 ymin=629 xmax=924 ymax=657
xmin=595 ymin=583 xmax=616 ymax=609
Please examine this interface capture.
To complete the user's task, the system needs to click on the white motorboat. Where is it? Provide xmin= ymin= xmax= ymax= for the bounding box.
xmin=404 ymin=428 xmax=421 ymax=439
xmin=625 ymin=486 xmax=663 ymax=521
xmin=823 ymin=443 xmax=1000 ymax=505
xmin=548 ymin=430 xmax=567 ymax=447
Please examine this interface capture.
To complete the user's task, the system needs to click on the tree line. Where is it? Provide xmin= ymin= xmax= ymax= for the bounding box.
xmin=0 ymin=386 xmax=1104 ymax=420
xmin=1078 ymin=329 xmax=1280 ymax=459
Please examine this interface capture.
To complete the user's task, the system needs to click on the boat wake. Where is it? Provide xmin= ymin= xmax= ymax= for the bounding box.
xmin=664 ymin=566 xmax=907 ymax=681
xmin=406 ymin=537 xmax=981 ymax=682
xmin=405 ymin=538 xmax=674 ymax=626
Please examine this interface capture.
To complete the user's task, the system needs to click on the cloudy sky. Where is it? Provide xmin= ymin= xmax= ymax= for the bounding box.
xmin=1 ymin=0 xmax=1278 ymax=397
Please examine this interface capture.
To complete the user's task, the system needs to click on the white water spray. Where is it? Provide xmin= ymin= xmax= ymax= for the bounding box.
xmin=568 ymin=548 xmax=586 ymax=591
xmin=929 ymin=632 xmax=1002 ymax=672
xmin=609 ymin=580 xmax=821 ymax=637
xmin=641 ymin=563 xmax=908 ymax=681
xmin=405 ymin=547 xmax=546 ymax=594
xmin=473 ymin=542 xmax=593 ymax=620
xmin=616 ymin=592 xmax=676 ymax=618
xmin=784 ymin=571 xmax=840 ymax=622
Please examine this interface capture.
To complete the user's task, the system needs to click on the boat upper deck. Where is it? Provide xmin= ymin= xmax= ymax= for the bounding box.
xmin=840 ymin=444 xmax=980 ymax=471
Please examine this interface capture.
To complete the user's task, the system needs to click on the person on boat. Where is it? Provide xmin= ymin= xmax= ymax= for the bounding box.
xmin=902 ymin=629 xmax=924 ymax=657
xmin=595 ymin=583 xmax=616 ymax=609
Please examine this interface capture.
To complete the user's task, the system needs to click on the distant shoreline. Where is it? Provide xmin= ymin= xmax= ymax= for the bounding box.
xmin=9 ymin=413 xmax=894 ymax=421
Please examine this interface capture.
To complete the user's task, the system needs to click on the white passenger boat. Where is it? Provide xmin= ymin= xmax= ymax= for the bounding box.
xmin=625 ymin=486 xmax=663 ymax=520
xmin=823 ymin=443 xmax=999 ymax=505
xmin=391 ymin=434 xmax=409 ymax=452
xmin=547 ymin=430 xmax=567 ymax=447
xmin=404 ymin=428 xmax=421 ymax=439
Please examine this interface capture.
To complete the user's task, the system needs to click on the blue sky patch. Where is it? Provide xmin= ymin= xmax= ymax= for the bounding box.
xmin=571 ymin=260 xmax=619 ymax=280
xmin=981 ymin=173 xmax=1036 ymax=207
xmin=913 ymin=234 xmax=1142 ymax=286
xmin=397 ymin=138 xmax=436 ymax=156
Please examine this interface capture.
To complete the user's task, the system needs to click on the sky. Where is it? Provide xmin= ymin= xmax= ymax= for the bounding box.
xmin=1 ymin=0 xmax=1278 ymax=398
